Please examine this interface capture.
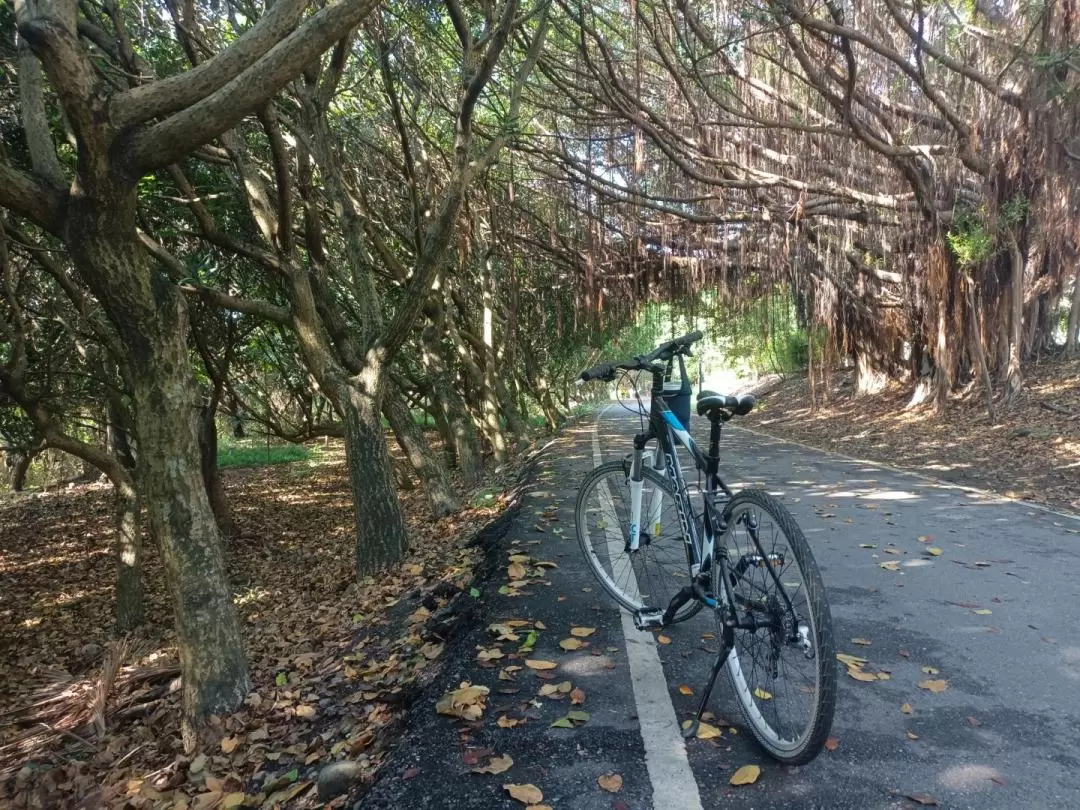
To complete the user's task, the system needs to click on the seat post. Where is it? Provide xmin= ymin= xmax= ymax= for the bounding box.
xmin=706 ymin=414 xmax=722 ymax=478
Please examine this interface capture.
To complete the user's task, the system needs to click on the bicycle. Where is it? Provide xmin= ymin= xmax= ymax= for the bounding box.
xmin=573 ymin=331 xmax=836 ymax=765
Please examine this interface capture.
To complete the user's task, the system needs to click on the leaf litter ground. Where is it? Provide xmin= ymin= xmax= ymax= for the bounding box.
xmin=0 ymin=436 xmax=534 ymax=808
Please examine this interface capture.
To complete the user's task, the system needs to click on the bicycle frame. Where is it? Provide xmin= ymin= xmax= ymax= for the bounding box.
xmin=626 ymin=370 xmax=733 ymax=587
xmin=627 ymin=368 xmax=799 ymax=629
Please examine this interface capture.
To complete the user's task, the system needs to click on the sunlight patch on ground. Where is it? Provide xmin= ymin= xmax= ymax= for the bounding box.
xmin=937 ymin=763 xmax=1005 ymax=791
xmin=808 ymin=488 xmax=920 ymax=501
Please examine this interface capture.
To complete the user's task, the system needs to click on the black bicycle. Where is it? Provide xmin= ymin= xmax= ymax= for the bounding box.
xmin=574 ymin=331 xmax=836 ymax=764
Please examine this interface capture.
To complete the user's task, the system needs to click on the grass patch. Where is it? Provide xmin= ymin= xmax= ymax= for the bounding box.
xmin=217 ymin=442 xmax=312 ymax=469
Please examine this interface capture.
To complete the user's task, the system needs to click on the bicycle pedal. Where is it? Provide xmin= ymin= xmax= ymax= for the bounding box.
xmin=633 ymin=608 xmax=665 ymax=631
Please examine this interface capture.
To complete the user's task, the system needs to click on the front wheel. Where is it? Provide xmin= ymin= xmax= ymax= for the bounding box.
xmin=716 ymin=489 xmax=836 ymax=765
xmin=575 ymin=461 xmax=701 ymax=623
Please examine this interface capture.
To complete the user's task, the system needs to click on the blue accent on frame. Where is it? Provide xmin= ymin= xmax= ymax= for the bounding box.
xmin=661 ymin=410 xmax=684 ymax=431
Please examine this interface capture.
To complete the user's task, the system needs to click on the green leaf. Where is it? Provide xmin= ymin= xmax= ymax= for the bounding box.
xmin=519 ymin=630 xmax=538 ymax=653
xmin=550 ymin=717 xmax=574 ymax=728
xmin=498 ymin=585 xmax=511 ymax=595
xmin=275 ymin=672 xmax=288 ymax=687
xmin=567 ymin=710 xmax=590 ymax=722
xmin=470 ymin=587 xmax=481 ymax=598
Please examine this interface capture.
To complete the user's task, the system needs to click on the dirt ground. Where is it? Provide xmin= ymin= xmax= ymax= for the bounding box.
xmin=0 ymin=437 xmax=533 ymax=809
xmin=741 ymin=356 xmax=1080 ymax=515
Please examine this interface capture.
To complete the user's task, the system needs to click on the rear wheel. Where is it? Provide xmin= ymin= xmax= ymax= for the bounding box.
xmin=575 ymin=461 xmax=701 ymax=623
xmin=716 ymin=489 xmax=836 ymax=764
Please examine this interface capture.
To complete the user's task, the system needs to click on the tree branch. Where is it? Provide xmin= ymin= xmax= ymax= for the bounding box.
xmin=129 ymin=0 xmax=381 ymax=172
xmin=111 ymin=0 xmax=308 ymax=129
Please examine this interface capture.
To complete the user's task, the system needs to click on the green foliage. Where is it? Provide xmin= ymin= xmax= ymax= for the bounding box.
xmin=1000 ymin=195 xmax=1030 ymax=227
xmin=217 ymin=440 xmax=312 ymax=469
xmin=947 ymin=208 xmax=995 ymax=267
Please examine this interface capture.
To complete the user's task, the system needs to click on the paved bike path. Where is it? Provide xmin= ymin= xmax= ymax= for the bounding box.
xmin=361 ymin=405 xmax=1080 ymax=810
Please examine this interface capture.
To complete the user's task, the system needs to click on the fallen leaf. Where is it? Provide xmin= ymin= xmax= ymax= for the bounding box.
xmin=189 ymin=753 xmax=208 ymax=774
xmin=905 ymin=794 xmax=939 ymax=806
xmin=504 ymin=783 xmax=543 ymax=804
xmin=967 ymin=716 xmax=982 ymax=727
xmin=436 ymin=682 xmax=490 ymax=720
xmin=918 ymin=535 xmax=933 ymax=543
xmin=823 ymin=737 xmax=839 ymax=751
xmin=472 ymin=754 xmax=514 ymax=775
xmin=729 ymin=764 xmax=761 ymax=785
xmin=403 ymin=767 xmax=421 ymax=780
xmin=597 ymin=773 xmax=623 ymax=793
xmin=906 ymin=730 xmax=920 ymax=740
xmin=559 ymin=638 xmax=584 ymax=651
xmin=220 ymin=794 xmax=246 ymax=810
xmin=656 ymin=634 xmax=672 ymax=645
xmin=678 ymin=684 xmax=694 ymax=696
xmin=295 ymin=704 xmax=316 ymax=719
xmin=859 ymin=543 xmax=877 ymax=549
xmin=846 ymin=668 xmax=880 ymax=682
xmin=508 ymin=562 xmax=526 ymax=580
xmin=220 ymin=736 xmax=240 ymax=754
xmin=570 ymin=626 xmax=596 ymax=637
xmin=694 ymin=721 xmax=723 ymax=739
xmin=920 ymin=666 xmax=939 ymax=675
xmin=883 ymin=546 xmax=901 ymax=555
xmin=550 ymin=710 xmax=590 ymax=728
xmin=753 ymin=687 xmax=772 ymax=700
xmin=851 ymin=638 xmax=872 ymax=646
xmin=497 ymin=715 xmax=521 ymax=728
xmin=534 ymin=621 xmax=547 ymax=630
xmin=421 ymin=642 xmax=445 ymax=659
xmin=478 ymin=646 xmax=505 ymax=661
xmin=901 ymin=703 xmax=913 ymax=714
xmin=836 ymin=653 xmax=868 ymax=667
xmin=570 ymin=687 xmax=586 ymax=705
xmin=972 ymin=608 xmax=992 ymax=615
xmin=879 ymin=561 xmax=901 ymax=571
xmin=918 ymin=679 xmax=949 ymax=693
xmin=926 ymin=547 xmax=943 ymax=556
xmin=525 ymin=659 xmax=557 ymax=670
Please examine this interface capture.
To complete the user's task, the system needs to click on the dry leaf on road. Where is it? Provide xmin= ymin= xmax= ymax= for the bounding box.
xmin=504 ymin=783 xmax=543 ymax=804
xmin=597 ymin=773 xmax=623 ymax=793
xmin=918 ymin=679 xmax=949 ymax=693
xmin=472 ymin=754 xmax=513 ymax=775
xmin=730 ymin=764 xmax=761 ymax=785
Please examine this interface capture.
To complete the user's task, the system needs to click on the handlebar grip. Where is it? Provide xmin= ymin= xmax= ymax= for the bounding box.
xmin=579 ymin=363 xmax=615 ymax=382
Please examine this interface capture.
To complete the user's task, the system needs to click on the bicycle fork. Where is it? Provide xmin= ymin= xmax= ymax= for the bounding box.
xmin=627 ymin=446 xmax=666 ymax=553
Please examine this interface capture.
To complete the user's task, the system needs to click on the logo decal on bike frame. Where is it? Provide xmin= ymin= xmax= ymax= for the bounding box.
xmin=661 ymin=409 xmax=698 ymax=454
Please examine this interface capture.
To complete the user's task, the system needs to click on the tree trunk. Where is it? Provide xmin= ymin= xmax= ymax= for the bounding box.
xmin=66 ymin=184 xmax=250 ymax=741
xmin=964 ymin=277 xmax=996 ymax=421
xmin=8 ymin=450 xmax=35 ymax=491
xmin=383 ymin=387 xmax=458 ymax=518
xmin=1066 ymin=266 xmax=1080 ymax=358
xmin=341 ymin=381 xmax=409 ymax=577
xmin=114 ymin=480 xmax=144 ymax=631
xmin=1003 ymin=233 xmax=1024 ymax=400
xmin=854 ymin=346 xmax=887 ymax=396
xmin=421 ymin=326 xmax=482 ymax=485
xmin=200 ymin=406 xmax=234 ymax=541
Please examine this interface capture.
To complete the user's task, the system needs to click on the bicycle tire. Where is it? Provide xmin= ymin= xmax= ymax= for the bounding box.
xmin=717 ymin=488 xmax=836 ymax=765
xmin=575 ymin=461 xmax=702 ymax=623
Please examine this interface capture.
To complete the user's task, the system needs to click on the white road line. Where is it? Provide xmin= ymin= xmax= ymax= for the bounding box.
xmin=592 ymin=405 xmax=704 ymax=810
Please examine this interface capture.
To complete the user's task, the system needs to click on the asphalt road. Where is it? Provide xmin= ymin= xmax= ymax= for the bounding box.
xmin=360 ymin=403 xmax=1080 ymax=810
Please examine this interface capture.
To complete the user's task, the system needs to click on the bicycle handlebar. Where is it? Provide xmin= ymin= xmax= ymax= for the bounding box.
xmin=578 ymin=331 xmax=703 ymax=382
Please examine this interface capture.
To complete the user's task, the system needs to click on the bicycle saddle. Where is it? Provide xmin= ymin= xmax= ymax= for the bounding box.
xmin=696 ymin=390 xmax=755 ymax=417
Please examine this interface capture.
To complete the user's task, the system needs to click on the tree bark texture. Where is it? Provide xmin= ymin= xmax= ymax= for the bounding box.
xmin=382 ymin=387 xmax=459 ymax=518
xmin=66 ymin=180 xmax=250 ymax=730
xmin=114 ymin=480 xmax=144 ymax=631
